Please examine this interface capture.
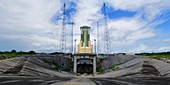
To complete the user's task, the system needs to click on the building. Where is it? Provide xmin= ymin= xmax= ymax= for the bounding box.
xmin=78 ymin=26 xmax=93 ymax=54
xmin=73 ymin=26 xmax=96 ymax=75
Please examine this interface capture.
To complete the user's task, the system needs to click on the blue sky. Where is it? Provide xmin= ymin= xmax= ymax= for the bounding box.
xmin=0 ymin=0 xmax=170 ymax=53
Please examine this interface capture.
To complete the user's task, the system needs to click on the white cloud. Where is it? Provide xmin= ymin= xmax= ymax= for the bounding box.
xmin=0 ymin=0 xmax=62 ymax=52
xmin=73 ymin=0 xmax=103 ymax=34
xmin=163 ymin=39 xmax=170 ymax=42
xmin=102 ymin=0 xmax=170 ymax=52
xmin=107 ymin=0 xmax=170 ymax=20
xmin=158 ymin=46 xmax=170 ymax=52
xmin=104 ymin=16 xmax=157 ymax=49
xmin=106 ymin=0 xmax=162 ymax=11
xmin=129 ymin=44 xmax=151 ymax=53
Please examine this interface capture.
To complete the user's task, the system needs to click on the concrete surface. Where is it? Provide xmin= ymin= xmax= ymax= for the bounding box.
xmin=0 ymin=57 xmax=73 ymax=77
xmin=1 ymin=56 xmax=170 ymax=85
xmin=51 ymin=78 xmax=96 ymax=85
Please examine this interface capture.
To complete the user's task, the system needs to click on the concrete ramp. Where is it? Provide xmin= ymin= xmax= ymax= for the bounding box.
xmin=147 ymin=59 xmax=170 ymax=77
xmin=117 ymin=58 xmax=145 ymax=69
xmin=0 ymin=57 xmax=26 ymax=74
xmin=97 ymin=57 xmax=170 ymax=77
xmin=0 ymin=57 xmax=73 ymax=77
xmin=96 ymin=58 xmax=144 ymax=77
xmin=102 ymin=55 xmax=136 ymax=69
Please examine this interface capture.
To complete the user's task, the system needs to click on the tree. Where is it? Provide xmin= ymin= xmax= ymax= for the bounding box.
xmin=11 ymin=49 xmax=16 ymax=53
xmin=28 ymin=50 xmax=36 ymax=54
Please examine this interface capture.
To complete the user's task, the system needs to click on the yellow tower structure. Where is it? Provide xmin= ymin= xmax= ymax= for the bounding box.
xmin=78 ymin=26 xmax=93 ymax=54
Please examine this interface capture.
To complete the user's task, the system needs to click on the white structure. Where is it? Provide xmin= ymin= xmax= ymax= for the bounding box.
xmin=73 ymin=54 xmax=96 ymax=74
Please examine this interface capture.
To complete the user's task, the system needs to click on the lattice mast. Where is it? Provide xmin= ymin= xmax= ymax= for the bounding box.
xmin=60 ymin=3 xmax=66 ymax=53
xmin=104 ymin=3 xmax=110 ymax=54
xmin=71 ymin=22 xmax=74 ymax=53
xmin=97 ymin=22 xmax=100 ymax=54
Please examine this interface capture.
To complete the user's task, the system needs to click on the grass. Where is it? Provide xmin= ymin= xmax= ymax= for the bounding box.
xmin=136 ymin=52 xmax=170 ymax=60
xmin=148 ymin=55 xmax=170 ymax=60
xmin=43 ymin=60 xmax=60 ymax=71
xmin=96 ymin=58 xmax=105 ymax=73
xmin=108 ymin=64 xmax=121 ymax=71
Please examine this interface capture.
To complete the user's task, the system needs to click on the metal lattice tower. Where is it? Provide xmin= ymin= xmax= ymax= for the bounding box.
xmin=103 ymin=3 xmax=110 ymax=54
xmin=97 ymin=22 xmax=100 ymax=54
xmin=60 ymin=3 xmax=66 ymax=53
xmin=71 ymin=22 xmax=74 ymax=53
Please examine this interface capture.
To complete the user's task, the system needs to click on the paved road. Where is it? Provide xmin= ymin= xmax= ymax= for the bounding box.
xmin=91 ymin=77 xmax=170 ymax=85
xmin=52 ymin=78 xmax=96 ymax=85
xmin=1 ymin=76 xmax=170 ymax=85
xmin=0 ymin=76 xmax=71 ymax=85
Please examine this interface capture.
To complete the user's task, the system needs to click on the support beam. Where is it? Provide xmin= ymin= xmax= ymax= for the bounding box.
xmin=93 ymin=56 xmax=96 ymax=74
xmin=73 ymin=56 xmax=77 ymax=73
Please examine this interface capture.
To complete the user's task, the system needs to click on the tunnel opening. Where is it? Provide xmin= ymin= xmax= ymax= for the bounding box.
xmin=77 ymin=58 xmax=93 ymax=74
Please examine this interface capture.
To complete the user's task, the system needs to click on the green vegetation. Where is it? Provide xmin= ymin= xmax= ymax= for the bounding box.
xmin=97 ymin=68 xmax=105 ymax=73
xmin=43 ymin=60 xmax=72 ymax=72
xmin=0 ymin=50 xmax=37 ymax=60
xmin=0 ymin=50 xmax=72 ymax=72
xmin=109 ymin=64 xmax=121 ymax=71
xmin=97 ymin=58 xmax=121 ymax=73
xmin=96 ymin=58 xmax=105 ymax=73
xmin=43 ymin=60 xmax=60 ymax=71
xmin=136 ymin=52 xmax=170 ymax=60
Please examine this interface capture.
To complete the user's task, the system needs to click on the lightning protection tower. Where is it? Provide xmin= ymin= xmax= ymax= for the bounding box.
xmin=60 ymin=3 xmax=66 ymax=53
xmin=97 ymin=22 xmax=100 ymax=54
xmin=103 ymin=3 xmax=110 ymax=54
xmin=71 ymin=22 xmax=74 ymax=53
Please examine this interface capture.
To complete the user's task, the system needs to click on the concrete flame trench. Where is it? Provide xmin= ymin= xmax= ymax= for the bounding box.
xmin=73 ymin=54 xmax=96 ymax=74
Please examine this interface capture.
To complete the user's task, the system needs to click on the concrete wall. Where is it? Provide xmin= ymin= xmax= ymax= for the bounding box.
xmin=1 ymin=53 xmax=138 ymax=73
xmin=22 ymin=54 xmax=73 ymax=71
xmin=38 ymin=55 xmax=72 ymax=71
xmin=73 ymin=54 xmax=96 ymax=74
xmin=97 ymin=54 xmax=136 ymax=70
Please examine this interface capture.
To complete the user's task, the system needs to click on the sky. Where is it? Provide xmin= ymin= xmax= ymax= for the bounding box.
xmin=0 ymin=0 xmax=170 ymax=53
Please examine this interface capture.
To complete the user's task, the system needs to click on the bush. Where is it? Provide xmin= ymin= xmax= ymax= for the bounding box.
xmin=11 ymin=50 xmax=16 ymax=53
xmin=97 ymin=68 xmax=105 ymax=73
xmin=43 ymin=60 xmax=60 ymax=71
xmin=28 ymin=51 xmax=36 ymax=54
xmin=109 ymin=64 xmax=120 ymax=71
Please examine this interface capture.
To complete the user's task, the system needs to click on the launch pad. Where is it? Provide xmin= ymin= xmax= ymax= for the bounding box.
xmin=73 ymin=26 xmax=96 ymax=75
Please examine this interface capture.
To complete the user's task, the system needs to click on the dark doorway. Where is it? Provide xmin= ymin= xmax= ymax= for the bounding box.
xmin=77 ymin=59 xmax=93 ymax=74
xmin=77 ymin=63 xmax=93 ymax=73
